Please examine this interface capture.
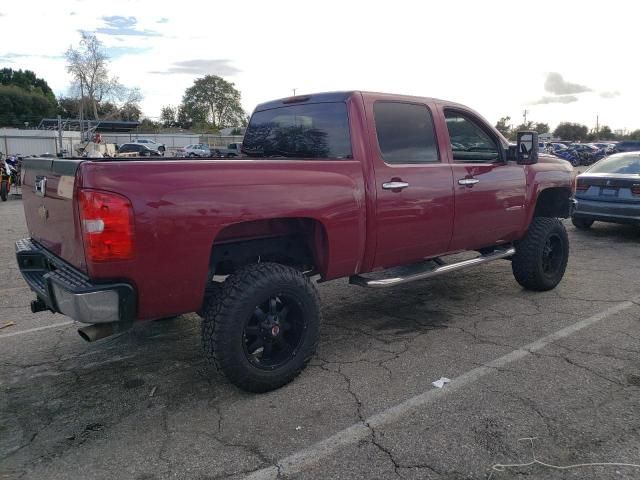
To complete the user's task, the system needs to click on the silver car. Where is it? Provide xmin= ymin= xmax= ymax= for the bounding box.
xmin=176 ymin=144 xmax=211 ymax=157
xmin=572 ymin=152 xmax=640 ymax=229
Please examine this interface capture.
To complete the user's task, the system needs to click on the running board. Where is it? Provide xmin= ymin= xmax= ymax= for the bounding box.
xmin=349 ymin=247 xmax=516 ymax=288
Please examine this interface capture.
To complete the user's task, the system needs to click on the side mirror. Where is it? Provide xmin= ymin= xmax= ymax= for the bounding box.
xmin=516 ymin=131 xmax=538 ymax=164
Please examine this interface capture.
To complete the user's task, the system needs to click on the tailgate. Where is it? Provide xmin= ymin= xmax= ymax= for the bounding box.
xmin=21 ymin=157 xmax=87 ymax=272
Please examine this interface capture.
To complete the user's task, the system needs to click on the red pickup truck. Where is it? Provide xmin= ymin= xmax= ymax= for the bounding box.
xmin=16 ymin=91 xmax=574 ymax=392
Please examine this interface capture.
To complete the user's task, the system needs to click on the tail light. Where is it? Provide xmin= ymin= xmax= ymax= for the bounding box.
xmin=632 ymin=184 xmax=640 ymax=196
xmin=575 ymin=181 xmax=589 ymax=192
xmin=78 ymin=189 xmax=134 ymax=261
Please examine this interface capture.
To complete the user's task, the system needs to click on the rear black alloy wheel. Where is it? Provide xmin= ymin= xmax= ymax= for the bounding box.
xmin=572 ymin=216 xmax=594 ymax=229
xmin=201 ymin=263 xmax=320 ymax=393
xmin=0 ymin=180 xmax=7 ymax=201
xmin=243 ymin=295 xmax=305 ymax=370
xmin=512 ymin=217 xmax=569 ymax=291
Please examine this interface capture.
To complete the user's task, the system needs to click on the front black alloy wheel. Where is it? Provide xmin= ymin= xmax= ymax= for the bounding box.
xmin=512 ymin=217 xmax=569 ymax=291
xmin=201 ymin=263 xmax=320 ymax=392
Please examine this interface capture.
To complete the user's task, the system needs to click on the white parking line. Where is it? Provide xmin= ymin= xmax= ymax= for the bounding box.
xmin=246 ymin=296 xmax=640 ymax=480
xmin=0 ymin=320 xmax=74 ymax=339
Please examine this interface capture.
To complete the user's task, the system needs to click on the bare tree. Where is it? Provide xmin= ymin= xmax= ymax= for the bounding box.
xmin=65 ymin=32 xmax=121 ymax=120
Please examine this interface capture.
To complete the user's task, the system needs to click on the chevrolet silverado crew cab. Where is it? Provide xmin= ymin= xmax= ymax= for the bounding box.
xmin=16 ymin=91 xmax=574 ymax=392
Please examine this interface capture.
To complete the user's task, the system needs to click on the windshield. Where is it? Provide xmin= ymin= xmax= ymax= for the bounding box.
xmin=242 ymin=102 xmax=352 ymax=159
xmin=588 ymin=153 xmax=640 ymax=174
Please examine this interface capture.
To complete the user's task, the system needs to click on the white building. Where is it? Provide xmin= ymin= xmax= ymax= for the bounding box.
xmin=0 ymin=129 xmax=81 ymax=156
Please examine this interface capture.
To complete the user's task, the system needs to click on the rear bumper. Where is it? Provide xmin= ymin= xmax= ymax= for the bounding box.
xmin=15 ymin=238 xmax=136 ymax=324
xmin=573 ymin=198 xmax=640 ymax=225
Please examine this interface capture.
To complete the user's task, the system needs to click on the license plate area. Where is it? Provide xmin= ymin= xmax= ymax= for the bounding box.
xmin=600 ymin=187 xmax=618 ymax=197
xmin=17 ymin=251 xmax=51 ymax=271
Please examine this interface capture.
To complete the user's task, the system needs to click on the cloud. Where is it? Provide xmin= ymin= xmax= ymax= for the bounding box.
xmin=151 ymin=59 xmax=241 ymax=76
xmin=157 ymin=17 xmax=169 ymax=24
xmin=0 ymin=52 xmax=63 ymax=61
xmin=544 ymin=72 xmax=592 ymax=95
xmin=599 ymin=90 xmax=620 ymax=99
xmin=105 ymin=46 xmax=151 ymax=58
xmin=531 ymin=95 xmax=579 ymax=105
xmin=97 ymin=16 xmax=161 ymax=37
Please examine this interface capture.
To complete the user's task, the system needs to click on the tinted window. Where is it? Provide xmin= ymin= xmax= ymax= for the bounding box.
xmin=445 ymin=111 xmax=500 ymax=162
xmin=119 ymin=145 xmax=136 ymax=153
xmin=242 ymin=102 xmax=352 ymax=159
xmin=374 ymin=102 xmax=438 ymax=164
xmin=589 ymin=153 xmax=640 ymax=174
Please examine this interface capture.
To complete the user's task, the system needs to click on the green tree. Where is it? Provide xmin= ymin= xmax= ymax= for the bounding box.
xmin=0 ymin=68 xmax=56 ymax=105
xmin=57 ymin=96 xmax=80 ymax=118
xmin=595 ymin=125 xmax=616 ymax=140
xmin=181 ymin=75 xmax=245 ymax=128
xmin=176 ymin=104 xmax=194 ymax=129
xmin=118 ymin=103 xmax=142 ymax=122
xmin=0 ymin=69 xmax=57 ymax=127
xmin=495 ymin=116 xmax=511 ymax=138
xmin=553 ymin=122 xmax=589 ymax=141
xmin=625 ymin=129 xmax=640 ymax=140
xmin=160 ymin=105 xmax=177 ymax=128
xmin=138 ymin=118 xmax=160 ymax=131
xmin=534 ymin=122 xmax=550 ymax=134
xmin=0 ymin=85 xmax=56 ymax=127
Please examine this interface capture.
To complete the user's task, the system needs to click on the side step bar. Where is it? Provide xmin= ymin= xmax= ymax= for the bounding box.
xmin=349 ymin=247 xmax=515 ymax=288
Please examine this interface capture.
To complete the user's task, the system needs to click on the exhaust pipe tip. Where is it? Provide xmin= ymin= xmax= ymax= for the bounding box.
xmin=78 ymin=322 xmax=131 ymax=342
xmin=77 ymin=327 xmax=93 ymax=342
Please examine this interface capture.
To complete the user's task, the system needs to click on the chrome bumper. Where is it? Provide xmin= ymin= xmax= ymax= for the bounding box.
xmin=15 ymin=238 xmax=136 ymax=324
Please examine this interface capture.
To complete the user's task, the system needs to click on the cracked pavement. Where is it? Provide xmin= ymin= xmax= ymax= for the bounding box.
xmin=1 ymin=196 xmax=639 ymax=480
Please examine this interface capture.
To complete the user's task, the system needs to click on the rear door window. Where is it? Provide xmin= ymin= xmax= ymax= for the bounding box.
xmin=373 ymin=102 xmax=439 ymax=164
xmin=242 ymin=102 xmax=352 ymax=159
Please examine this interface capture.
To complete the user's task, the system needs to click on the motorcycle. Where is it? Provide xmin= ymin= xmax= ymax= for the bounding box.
xmin=1 ymin=156 xmax=21 ymax=201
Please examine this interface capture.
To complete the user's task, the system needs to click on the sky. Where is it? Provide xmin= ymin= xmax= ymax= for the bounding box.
xmin=0 ymin=0 xmax=637 ymax=132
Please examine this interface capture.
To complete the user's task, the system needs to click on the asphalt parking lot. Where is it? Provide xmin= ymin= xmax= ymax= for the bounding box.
xmin=1 ymin=193 xmax=639 ymax=480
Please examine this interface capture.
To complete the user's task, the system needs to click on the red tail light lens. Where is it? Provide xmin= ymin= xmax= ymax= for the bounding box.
xmin=575 ymin=182 xmax=589 ymax=192
xmin=79 ymin=189 xmax=134 ymax=261
xmin=632 ymin=184 xmax=640 ymax=196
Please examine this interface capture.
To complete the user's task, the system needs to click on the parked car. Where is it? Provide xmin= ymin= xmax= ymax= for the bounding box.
xmin=176 ymin=144 xmax=212 ymax=157
xmin=546 ymin=143 xmax=568 ymax=154
xmin=117 ymin=143 xmax=162 ymax=157
xmin=613 ymin=141 xmax=640 ymax=153
xmin=15 ymin=91 xmax=574 ymax=393
xmin=572 ymin=152 xmax=640 ymax=228
xmin=133 ymin=139 xmax=166 ymax=154
xmin=589 ymin=143 xmax=617 ymax=155
xmin=211 ymin=142 xmax=244 ymax=158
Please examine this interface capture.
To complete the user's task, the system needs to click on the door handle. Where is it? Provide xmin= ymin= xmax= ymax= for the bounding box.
xmin=458 ymin=178 xmax=480 ymax=186
xmin=382 ymin=181 xmax=409 ymax=190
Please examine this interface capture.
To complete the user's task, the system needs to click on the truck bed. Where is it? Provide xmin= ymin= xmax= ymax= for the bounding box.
xmin=21 ymin=157 xmax=367 ymax=319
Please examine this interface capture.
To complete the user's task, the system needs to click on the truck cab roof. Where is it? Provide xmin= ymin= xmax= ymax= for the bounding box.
xmin=254 ymin=91 xmax=460 ymax=112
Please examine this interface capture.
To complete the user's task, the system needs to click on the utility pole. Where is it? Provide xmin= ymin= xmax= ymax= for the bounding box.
xmin=292 ymin=88 xmax=297 ymax=96
xmin=596 ymin=114 xmax=599 ymax=139
xmin=522 ymin=109 xmax=528 ymax=125
xmin=57 ymin=115 xmax=63 ymax=155
xmin=79 ymin=78 xmax=85 ymax=142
